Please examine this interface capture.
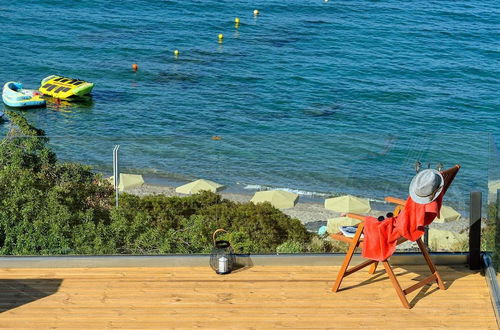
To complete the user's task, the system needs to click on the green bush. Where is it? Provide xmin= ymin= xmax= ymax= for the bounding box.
xmin=277 ymin=241 xmax=305 ymax=253
xmin=110 ymin=192 xmax=312 ymax=254
xmin=0 ymin=111 xmax=326 ymax=255
xmin=483 ymin=202 xmax=498 ymax=252
xmin=0 ymin=111 xmax=113 ymax=255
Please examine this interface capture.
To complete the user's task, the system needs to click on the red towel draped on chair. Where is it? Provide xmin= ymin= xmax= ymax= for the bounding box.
xmin=396 ymin=195 xmax=443 ymax=241
xmin=362 ymin=196 xmax=443 ymax=261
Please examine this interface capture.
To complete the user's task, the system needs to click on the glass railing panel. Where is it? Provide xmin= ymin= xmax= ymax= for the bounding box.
xmin=488 ymin=136 xmax=500 ymax=269
xmin=0 ymin=129 xmax=493 ymax=255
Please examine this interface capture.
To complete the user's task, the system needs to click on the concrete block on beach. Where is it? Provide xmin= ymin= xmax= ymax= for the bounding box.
xmin=109 ymin=173 xmax=145 ymax=192
xmin=428 ymin=228 xmax=467 ymax=251
xmin=434 ymin=205 xmax=461 ymax=223
xmin=327 ymin=217 xmax=362 ymax=234
xmin=488 ymin=180 xmax=500 ymax=203
xmin=251 ymin=190 xmax=299 ymax=209
xmin=176 ymin=179 xmax=225 ymax=194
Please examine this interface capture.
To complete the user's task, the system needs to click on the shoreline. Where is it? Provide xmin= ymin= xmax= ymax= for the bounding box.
xmin=98 ymin=167 xmax=487 ymax=213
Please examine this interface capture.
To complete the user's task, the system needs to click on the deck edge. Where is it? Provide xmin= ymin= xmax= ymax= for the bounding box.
xmin=0 ymin=252 xmax=467 ymax=268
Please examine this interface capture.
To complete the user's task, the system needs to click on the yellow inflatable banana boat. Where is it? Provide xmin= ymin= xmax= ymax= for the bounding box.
xmin=40 ymin=75 xmax=94 ymax=100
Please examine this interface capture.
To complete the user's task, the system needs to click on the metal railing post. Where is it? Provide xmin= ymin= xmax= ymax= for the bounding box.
xmin=113 ymin=145 xmax=120 ymax=207
xmin=424 ymin=226 xmax=429 ymax=248
xmin=469 ymin=191 xmax=482 ymax=270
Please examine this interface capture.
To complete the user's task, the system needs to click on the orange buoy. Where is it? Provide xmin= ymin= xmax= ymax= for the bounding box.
xmin=212 ymin=136 xmax=222 ymax=141
xmin=132 ymin=63 xmax=138 ymax=72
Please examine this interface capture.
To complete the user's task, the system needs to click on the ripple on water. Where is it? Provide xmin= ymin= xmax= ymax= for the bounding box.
xmin=0 ymin=0 xmax=497 ymax=203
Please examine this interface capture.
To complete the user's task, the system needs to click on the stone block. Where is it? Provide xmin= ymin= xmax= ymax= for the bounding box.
xmin=428 ymin=228 xmax=467 ymax=251
xmin=327 ymin=217 xmax=361 ymax=233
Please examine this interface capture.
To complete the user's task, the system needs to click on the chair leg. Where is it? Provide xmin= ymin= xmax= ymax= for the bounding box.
xmin=332 ymin=224 xmax=365 ymax=292
xmin=368 ymin=261 xmax=378 ymax=274
xmin=416 ymin=238 xmax=445 ymax=290
xmin=332 ymin=241 xmax=357 ymax=292
xmin=382 ymin=260 xmax=411 ymax=309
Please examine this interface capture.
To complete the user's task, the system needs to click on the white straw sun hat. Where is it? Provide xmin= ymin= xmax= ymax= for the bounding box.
xmin=409 ymin=169 xmax=444 ymax=204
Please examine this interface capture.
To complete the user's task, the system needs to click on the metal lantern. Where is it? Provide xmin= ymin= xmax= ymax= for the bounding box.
xmin=210 ymin=229 xmax=235 ymax=275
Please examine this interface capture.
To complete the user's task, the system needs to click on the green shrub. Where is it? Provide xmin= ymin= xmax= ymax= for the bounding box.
xmin=481 ymin=202 xmax=497 ymax=252
xmin=0 ymin=111 xmax=113 ymax=255
xmin=276 ymin=241 xmax=305 ymax=253
xmin=111 ymin=192 xmax=312 ymax=254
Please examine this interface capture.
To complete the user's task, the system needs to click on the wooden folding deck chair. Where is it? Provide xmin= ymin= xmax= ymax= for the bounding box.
xmin=330 ymin=165 xmax=460 ymax=309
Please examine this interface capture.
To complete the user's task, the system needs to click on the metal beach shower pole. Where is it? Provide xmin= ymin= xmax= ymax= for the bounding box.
xmin=113 ymin=145 xmax=120 ymax=207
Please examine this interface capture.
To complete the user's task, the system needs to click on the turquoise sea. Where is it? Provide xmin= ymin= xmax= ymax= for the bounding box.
xmin=0 ymin=0 xmax=498 ymax=208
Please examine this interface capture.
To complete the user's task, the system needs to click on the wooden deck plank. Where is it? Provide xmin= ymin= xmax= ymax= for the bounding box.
xmin=0 ymin=265 xmax=495 ymax=329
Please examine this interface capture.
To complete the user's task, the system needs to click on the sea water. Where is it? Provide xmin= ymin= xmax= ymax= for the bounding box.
xmin=0 ymin=0 xmax=498 ymax=208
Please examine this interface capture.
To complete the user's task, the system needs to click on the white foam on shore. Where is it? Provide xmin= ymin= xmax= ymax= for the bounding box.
xmin=243 ymin=184 xmax=262 ymax=190
xmin=242 ymin=184 xmax=331 ymax=198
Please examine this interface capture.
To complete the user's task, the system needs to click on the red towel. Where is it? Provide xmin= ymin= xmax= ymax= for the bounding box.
xmin=395 ymin=195 xmax=443 ymax=241
xmin=362 ymin=196 xmax=443 ymax=261
xmin=361 ymin=216 xmax=399 ymax=261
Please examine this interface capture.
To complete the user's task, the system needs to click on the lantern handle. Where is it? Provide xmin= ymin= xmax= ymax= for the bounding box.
xmin=212 ymin=228 xmax=227 ymax=246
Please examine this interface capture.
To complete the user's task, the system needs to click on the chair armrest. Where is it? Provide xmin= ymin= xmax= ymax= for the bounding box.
xmin=384 ymin=196 xmax=406 ymax=206
xmin=346 ymin=213 xmax=366 ymax=221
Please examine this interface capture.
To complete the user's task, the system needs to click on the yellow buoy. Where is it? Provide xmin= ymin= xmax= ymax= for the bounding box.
xmin=218 ymin=33 xmax=224 ymax=40
xmin=253 ymin=9 xmax=259 ymax=16
xmin=174 ymin=49 xmax=179 ymax=57
xmin=234 ymin=17 xmax=240 ymax=24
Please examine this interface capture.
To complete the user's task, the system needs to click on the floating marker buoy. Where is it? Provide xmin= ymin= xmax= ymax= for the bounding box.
xmin=253 ymin=9 xmax=259 ymax=16
xmin=132 ymin=63 xmax=138 ymax=72
xmin=212 ymin=136 xmax=222 ymax=141
xmin=174 ymin=49 xmax=179 ymax=57
xmin=234 ymin=17 xmax=240 ymax=24
xmin=218 ymin=33 xmax=224 ymax=40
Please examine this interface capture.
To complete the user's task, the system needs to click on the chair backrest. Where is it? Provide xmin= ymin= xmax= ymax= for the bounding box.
xmin=440 ymin=164 xmax=461 ymax=197
xmin=392 ymin=164 xmax=461 ymax=216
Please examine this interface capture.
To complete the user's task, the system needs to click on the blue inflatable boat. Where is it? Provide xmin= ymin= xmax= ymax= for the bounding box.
xmin=2 ymin=82 xmax=46 ymax=108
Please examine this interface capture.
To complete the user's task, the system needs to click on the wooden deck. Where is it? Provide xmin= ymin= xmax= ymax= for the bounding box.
xmin=0 ymin=264 xmax=495 ymax=329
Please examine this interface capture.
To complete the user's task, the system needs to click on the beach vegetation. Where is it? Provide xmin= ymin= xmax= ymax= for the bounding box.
xmin=482 ymin=202 xmax=497 ymax=252
xmin=450 ymin=203 xmax=497 ymax=253
xmin=276 ymin=241 xmax=305 ymax=253
xmin=0 ymin=111 xmax=114 ymax=255
xmin=110 ymin=192 xmax=313 ymax=254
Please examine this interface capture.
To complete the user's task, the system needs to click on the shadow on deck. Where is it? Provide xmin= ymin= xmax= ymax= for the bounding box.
xmin=0 ymin=264 xmax=495 ymax=328
xmin=0 ymin=279 xmax=62 ymax=313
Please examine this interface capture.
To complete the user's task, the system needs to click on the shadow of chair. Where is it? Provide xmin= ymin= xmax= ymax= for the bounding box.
xmin=336 ymin=261 xmax=480 ymax=308
xmin=0 ymin=279 xmax=63 ymax=313
xmin=385 ymin=263 xmax=481 ymax=307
